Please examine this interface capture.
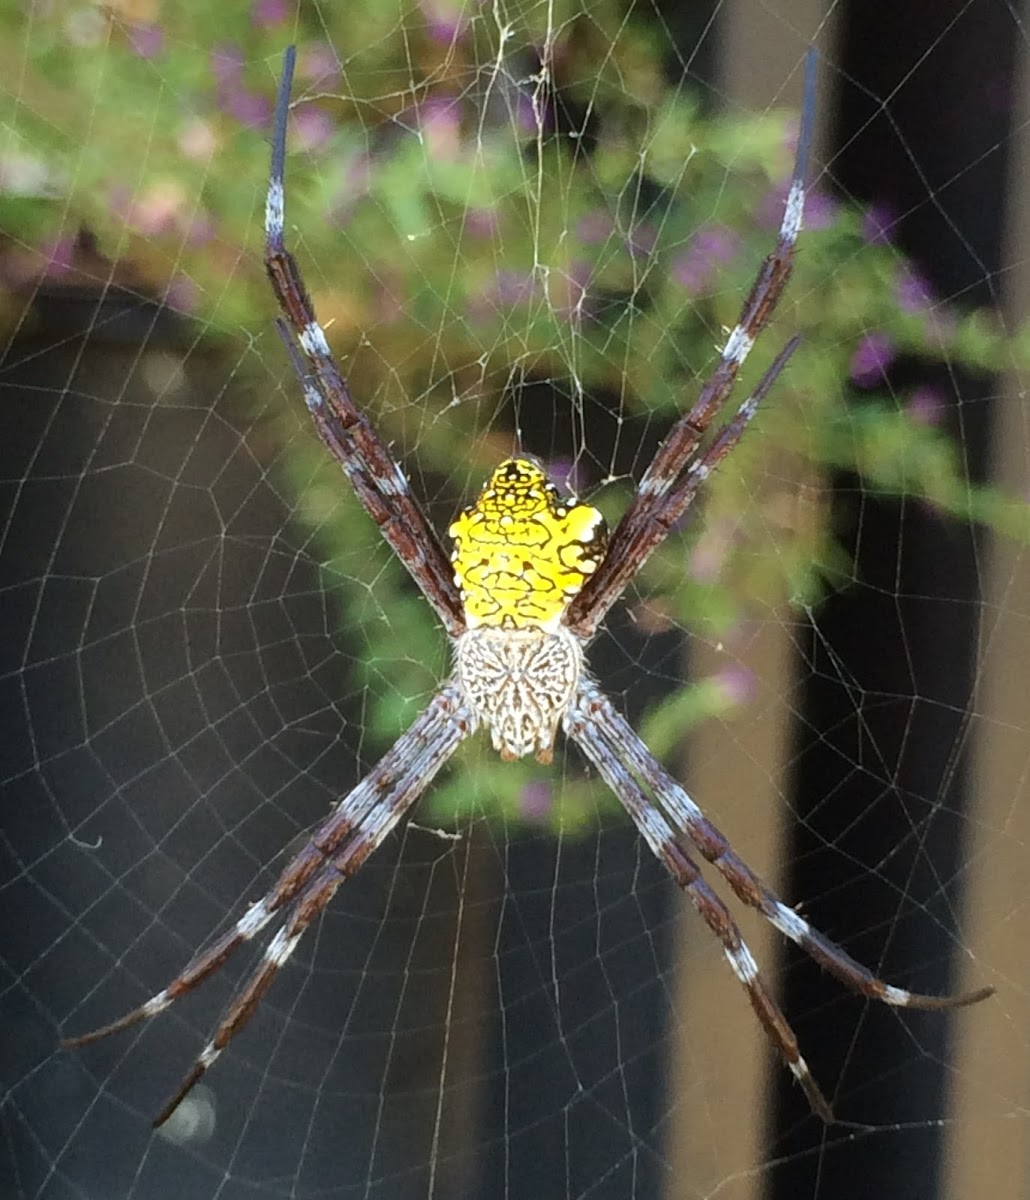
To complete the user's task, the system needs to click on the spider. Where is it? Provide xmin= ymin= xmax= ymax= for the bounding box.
xmin=63 ymin=46 xmax=992 ymax=1128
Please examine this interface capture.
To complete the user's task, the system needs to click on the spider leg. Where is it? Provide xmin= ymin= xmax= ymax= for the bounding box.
xmin=151 ymin=691 xmax=469 ymax=1126
xmin=565 ymin=680 xmax=834 ymax=1121
xmin=568 ymin=335 xmax=801 ymax=640
xmin=266 ymin=46 xmax=464 ymax=637
xmin=62 ymin=686 xmax=473 ymax=1075
xmin=150 ymin=688 xmax=468 ymax=1127
xmin=566 ymin=50 xmax=816 ymax=640
xmin=582 ymin=685 xmax=994 ymax=1012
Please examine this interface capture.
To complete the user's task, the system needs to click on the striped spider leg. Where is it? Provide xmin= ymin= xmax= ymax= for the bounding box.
xmin=557 ymin=49 xmax=992 ymax=1115
xmin=266 ymin=45 xmax=465 ymax=639
xmin=565 ymin=51 xmax=815 ymax=641
xmin=565 ymin=682 xmax=994 ymax=1122
xmin=63 ymin=683 xmax=473 ymax=1126
xmin=62 ymin=46 xmax=475 ymax=1126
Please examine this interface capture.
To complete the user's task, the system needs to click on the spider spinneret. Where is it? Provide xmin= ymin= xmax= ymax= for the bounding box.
xmin=450 ymin=458 xmax=606 ymax=762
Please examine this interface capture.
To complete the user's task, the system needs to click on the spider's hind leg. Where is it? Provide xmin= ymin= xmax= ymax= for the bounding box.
xmin=586 ymin=686 xmax=995 ymax=1012
xmin=62 ymin=685 xmax=473 ymax=1126
xmin=565 ymin=681 xmax=835 ymax=1122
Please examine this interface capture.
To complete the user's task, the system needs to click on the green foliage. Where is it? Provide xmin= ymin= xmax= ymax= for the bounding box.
xmin=3 ymin=2 xmax=1028 ymax=831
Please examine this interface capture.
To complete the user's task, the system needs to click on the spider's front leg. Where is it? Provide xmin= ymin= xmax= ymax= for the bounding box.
xmin=266 ymin=45 xmax=465 ymax=638
xmin=565 ymin=50 xmax=817 ymax=641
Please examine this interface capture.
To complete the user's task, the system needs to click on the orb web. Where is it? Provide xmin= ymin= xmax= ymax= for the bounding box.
xmin=1 ymin=4 xmax=1028 ymax=1199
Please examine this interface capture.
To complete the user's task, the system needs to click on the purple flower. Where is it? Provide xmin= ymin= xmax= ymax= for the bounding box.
xmin=906 ymin=386 xmax=945 ymax=425
xmin=222 ymin=89 xmax=273 ymax=130
xmin=672 ymin=224 xmax=739 ymax=294
xmin=210 ymin=43 xmax=244 ymax=87
xmin=251 ymin=0 xmax=289 ymax=27
xmin=895 ymin=269 xmax=935 ymax=314
xmin=419 ymin=0 xmax=469 ymax=44
xmin=802 ymin=190 xmax=840 ymax=230
xmin=300 ymin=43 xmax=341 ymax=89
xmin=546 ymin=458 xmax=588 ymax=495
xmin=121 ymin=182 xmax=188 ymax=236
xmin=494 ymin=269 xmax=534 ymax=306
xmin=577 ymin=211 xmax=614 ymax=245
xmin=559 ymin=260 xmax=592 ymax=321
xmin=127 ymin=22 xmax=164 ymax=59
xmin=209 ymin=44 xmax=273 ymax=129
xmin=329 ymin=153 xmax=372 ymax=223
xmin=164 ymin=274 xmax=199 ymax=314
xmin=467 ymin=270 xmax=536 ymax=325
xmin=514 ymin=89 xmax=545 ymax=136
xmin=688 ymin=516 xmax=733 ymax=582
xmin=849 ymin=331 xmax=896 ymax=387
xmin=713 ymin=666 xmax=756 ymax=708
xmin=184 ymin=211 xmax=216 ymax=247
xmin=419 ymin=96 xmax=462 ymax=159
xmin=862 ymin=202 xmax=898 ymax=246
xmin=293 ymin=105 xmax=335 ymax=152
xmin=40 ymin=237 xmax=75 ymax=278
xmin=464 ymin=208 xmax=499 ymax=238
xmin=519 ymin=780 xmax=552 ymax=823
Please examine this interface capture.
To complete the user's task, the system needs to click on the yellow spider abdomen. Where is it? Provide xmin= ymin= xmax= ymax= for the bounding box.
xmin=449 ymin=458 xmax=607 ymax=632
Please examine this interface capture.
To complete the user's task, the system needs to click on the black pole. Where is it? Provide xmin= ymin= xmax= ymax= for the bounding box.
xmin=773 ymin=3 xmax=1017 ymax=1195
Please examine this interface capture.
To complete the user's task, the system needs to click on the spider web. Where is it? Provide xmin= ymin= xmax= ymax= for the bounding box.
xmin=2 ymin=2 xmax=1028 ymax=1198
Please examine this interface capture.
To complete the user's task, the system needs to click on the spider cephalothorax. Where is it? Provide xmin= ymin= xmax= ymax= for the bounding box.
xmin=448 ymin=458 xmax=607 ymax=631
xmin=450 ymin=458 xmax=605 ymax=762
xmin=62 ymin=46 xmax=992 ymax=1130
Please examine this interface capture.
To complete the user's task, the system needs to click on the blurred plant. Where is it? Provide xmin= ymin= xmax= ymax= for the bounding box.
xmin=3 ymin=2 xmax=1029 ymax=829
